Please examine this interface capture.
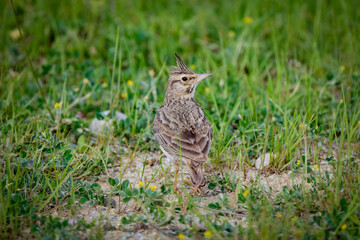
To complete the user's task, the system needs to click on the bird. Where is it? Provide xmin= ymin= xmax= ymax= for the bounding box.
xmin=153 ymin=53 xmax=212 ymax=195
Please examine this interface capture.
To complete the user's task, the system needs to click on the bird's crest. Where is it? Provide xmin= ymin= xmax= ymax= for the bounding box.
xmin=171 ymin=53 xmax=194 ymax=74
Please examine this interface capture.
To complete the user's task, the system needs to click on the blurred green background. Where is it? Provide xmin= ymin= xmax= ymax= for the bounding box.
xmin=1 ymin=0 xmax=359 ymax=161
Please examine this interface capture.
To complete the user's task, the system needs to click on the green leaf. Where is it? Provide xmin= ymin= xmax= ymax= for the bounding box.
xmin=208 ymin=182 xmax=217 ymax=189
xmin=55 ymin=142 xmax=64 ymax=149
xmin=31 ymin=214 xmax=37 ymax=221
xmin=91 ymin=183 xmax=100 ymax=188
xmin=340 ymin=198 xmax=348 ymax=211
xmin=79 ymin=197 xmax=88 ymax=204
xmin=121 ymin=180 xmax=129 ymax=189
xmin=133 ymin=188 xmax=139 ymax=195
xmin=96 ymin=112 xmax=105 ymax=120
xmin=119 ymin=190 xmax=128 ymax=197
xmin=30 ymin=224 xmax=39 ymax=233
xmin=121 ymin=217 xmax=130 ymax=224
xmin=125 ymin=188 xmax=133 ymax=196
xmin=208 ymin=202 xmax=220 ymax=209
xmin=179 ymin=214 xmax=185 ymax=224
xmin=63 ymin=149 xmax=72 ymax=161
xmin=77 ymin=135 xmax=86 ymax=152
xmin=108 ymin=177 xmax=116 ymax=186
xmin=123 ymin=197 xmax=131 ymax=203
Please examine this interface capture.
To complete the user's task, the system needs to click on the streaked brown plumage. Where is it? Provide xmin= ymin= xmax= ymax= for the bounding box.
xmin=153 ymin=53 xmax=212 ymax=193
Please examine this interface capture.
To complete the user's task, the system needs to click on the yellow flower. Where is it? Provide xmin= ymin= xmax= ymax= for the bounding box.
xmin=358 ymin=121 xmax=360 ymax=126
xmin=340 ymin=99 xmax=343 ymax=103
xmin=243 ymin=189 xmax=250 ymax=197
xmin=228 ymin=30 xmax=235 ymax=38
xmin=121 ymin=93 xmax=127 ymax=99
xmin=144 ymin=96 xmax=149 ymax=101
xmin=149 ymin=185 xmax=157 ymax=191
xmin=54 ymin=102 xmax=62 ymax=109
xmin=204 ymin=231 xmax=212 ymax=238
xmin=178 ymin=234 xmax=185 ymax=239
xmin=291 ymin=216 xmax=297 ymax=222
xmin=148 ymin=69 xmax=155 ymax=77
xmin=296 ymin=230 xmax=302 ymax=235
xmin=341 ymin=224 xmax=347 ymax=231
xmin=312 ymin=164 xmax=318 ymax=170
xmin=83 ymin=78 xmax=89 ymax=84
xmin=299 ymin=123 xmax=306 ymax=131
xmin=205 ymin=87 xmax=210 ymax=93
xmin=296 ymin=160 xmax=300 ymax=165
xmin=340 ymin=65 xmax=345 ymax=71
xmin=139 ymin=181 xmax=144 ymax=187
xmin=127 ymin=80 xmax=134 ymax=86
xmin=244 ymin=17 xmax=254 ymax=24
xmin=190 ymin=64 xmax=196 ymax=70
xmin=10 ymin=28 xmax=21 ymax=41
xmin=102 ymin=82 xmax=108 ymax=87
xmin=315 ymin=125 xmax=319 ymax=130
xmin=276 ymin=213 xmax=283 ymax=219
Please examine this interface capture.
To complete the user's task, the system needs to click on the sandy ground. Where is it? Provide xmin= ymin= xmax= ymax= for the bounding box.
xmin=46 ymin=141 xmax=347 ymax=240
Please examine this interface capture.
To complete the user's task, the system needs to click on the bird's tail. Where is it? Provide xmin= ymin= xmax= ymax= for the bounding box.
xmin=186 ymin=159 xmax=206 ymax=188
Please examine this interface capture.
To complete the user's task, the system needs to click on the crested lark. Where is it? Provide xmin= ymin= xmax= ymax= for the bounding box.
xmin=153 ymin=53 xmax=212 ymax=194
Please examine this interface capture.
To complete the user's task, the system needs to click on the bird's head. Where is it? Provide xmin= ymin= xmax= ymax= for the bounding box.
xmin=165 ymin=53 xmax=212 ymax=99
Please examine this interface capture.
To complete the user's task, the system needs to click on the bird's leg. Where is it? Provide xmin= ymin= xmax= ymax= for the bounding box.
xmin=191 ymin=185 xmax=201 ymax=196
xmin=174 ymin=162 xmax=179 ymax=193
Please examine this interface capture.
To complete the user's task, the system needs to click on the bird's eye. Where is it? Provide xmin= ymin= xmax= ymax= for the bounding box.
xmin=182 ymin=77 xmax=188 ymax=81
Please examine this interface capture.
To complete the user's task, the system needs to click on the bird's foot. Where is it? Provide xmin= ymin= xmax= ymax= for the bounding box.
xmin=174 ymin=184 xmax=181 ymax=195
xmin=191 ymin=186 xmax=202 ymax=196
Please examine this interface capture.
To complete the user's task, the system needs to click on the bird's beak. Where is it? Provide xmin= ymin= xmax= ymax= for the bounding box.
xmin=196 ymin=73 xmax=213 ymax=83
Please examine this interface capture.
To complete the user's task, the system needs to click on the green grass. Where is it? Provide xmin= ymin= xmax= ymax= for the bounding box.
xmin=1 ymin=0 xmax=360 ymax=239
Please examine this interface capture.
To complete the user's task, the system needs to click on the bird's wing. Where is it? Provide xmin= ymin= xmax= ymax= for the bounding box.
xmin=154 ymin=115 xmax=212 ymax=163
